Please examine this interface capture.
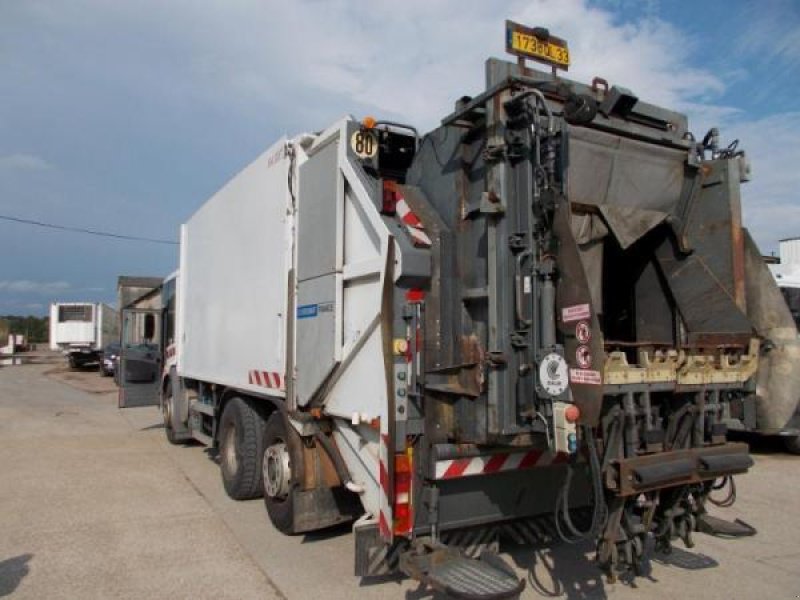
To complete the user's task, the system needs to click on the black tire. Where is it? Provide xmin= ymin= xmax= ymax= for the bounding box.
xmin=162 ymin=386 xmax=181 ymax=445
xmin=219 ymin=397 xmax=267 ymax=500
xmin=784 ymin=435 xmax=800 ymax=455
xmin=262 ymin=412 xmax=300 ymax=534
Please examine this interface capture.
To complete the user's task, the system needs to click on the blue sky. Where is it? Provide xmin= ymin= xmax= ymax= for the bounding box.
xmin=1 ymin=0 xmax=798 ymax=316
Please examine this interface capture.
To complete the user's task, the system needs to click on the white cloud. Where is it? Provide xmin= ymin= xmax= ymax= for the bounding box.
xmin=732 ymin=112 xmax=800 ymax=250
xmin=138 ymin=0 xmax=729 ymax=130
xmin=5 ymin=0 xmax=797 ymax=251
xmin=0 ymin=154 xmax=52 ymax=171
xmin=0 ymin=280 xmax=70 ymax=294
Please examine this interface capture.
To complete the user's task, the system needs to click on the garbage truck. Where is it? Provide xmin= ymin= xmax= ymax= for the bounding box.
xmin=117 ymin=22 xmax=799 ymax=597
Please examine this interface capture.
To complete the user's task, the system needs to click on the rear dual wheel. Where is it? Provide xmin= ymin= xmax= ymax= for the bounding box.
xmin=262 ymin=413 xmax=299 ymax=534
xmin=217 ymin=400 xmax=300 ymax=533
xmin=219 ymin=397 xmax=268 ymax=500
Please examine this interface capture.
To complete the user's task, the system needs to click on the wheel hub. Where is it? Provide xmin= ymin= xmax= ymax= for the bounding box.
xmin=263 ymin=442 xmax=291 ymax=499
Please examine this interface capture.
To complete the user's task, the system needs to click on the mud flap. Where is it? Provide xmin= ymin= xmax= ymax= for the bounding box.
xmin=400 ymin=540 xmax=524 ymax=599
xmin=553 ymin=199 xmax=604 ymax=426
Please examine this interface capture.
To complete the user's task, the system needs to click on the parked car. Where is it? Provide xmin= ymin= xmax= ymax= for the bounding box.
xmin=99 ymin=342 xmax=121 ymax=377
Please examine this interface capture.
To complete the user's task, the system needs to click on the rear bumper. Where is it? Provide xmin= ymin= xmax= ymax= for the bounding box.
xmin=607 ymin=442 xmax=752 ymax=496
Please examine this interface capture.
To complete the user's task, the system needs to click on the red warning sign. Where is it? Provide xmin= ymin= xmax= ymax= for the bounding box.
xmin=576 ymin=320 xmax=591 ymax=344
xmin=576 ymin=345 xmax=592 ymax=369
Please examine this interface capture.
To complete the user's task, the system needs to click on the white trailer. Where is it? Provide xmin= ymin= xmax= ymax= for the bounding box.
xmin=49 ymin=302 xmax=119 ymax=368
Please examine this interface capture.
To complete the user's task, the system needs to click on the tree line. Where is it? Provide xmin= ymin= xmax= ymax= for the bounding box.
xmin=0 ymin=316 xmax=49 ymax=343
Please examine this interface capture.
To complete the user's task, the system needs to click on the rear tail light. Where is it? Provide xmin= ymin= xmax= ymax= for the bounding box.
xmin=393 ymin=447 xmax=413 ymax=535
xmin=382 ymin=180 xmax=398 ymax=215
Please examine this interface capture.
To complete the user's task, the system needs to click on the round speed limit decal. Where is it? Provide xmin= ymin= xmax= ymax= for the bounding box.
xmin=576 ymin=320 xmax=591 ymax=344
xmin=350 ymin=130 xmax=378 ymax=159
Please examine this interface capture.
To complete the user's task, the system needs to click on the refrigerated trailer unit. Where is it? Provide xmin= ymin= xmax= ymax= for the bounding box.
xmin=117 ymin=33 xmax=797 ymax=596
xmin=49 ymin=302 xmax=119 ymax=368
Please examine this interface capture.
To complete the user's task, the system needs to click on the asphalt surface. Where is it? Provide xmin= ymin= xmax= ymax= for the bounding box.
xmin=1 ymin=361 xmax=799 ymax=599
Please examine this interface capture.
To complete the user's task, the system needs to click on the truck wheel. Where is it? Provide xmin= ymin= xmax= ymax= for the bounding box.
xmin=784 ymin=435 xmax=800 ymax=455
xmin=68 ymin=356 xmax=77 ymax=369
xmin=262 ymin=413 xmax=299 ymax=534
xmin=162 ymin=386 xmax=181 ymax=445
xmin=219 ymin=397 xmax=267 ymax=500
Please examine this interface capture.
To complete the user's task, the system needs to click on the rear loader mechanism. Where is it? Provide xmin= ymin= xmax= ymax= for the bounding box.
xmin=496 ymin=77 xmax=758 ymax=580
xmin=325 ymin=23 xmax=799 ymax=598
xmin=374 ymin=25 xmax=779 ymax=593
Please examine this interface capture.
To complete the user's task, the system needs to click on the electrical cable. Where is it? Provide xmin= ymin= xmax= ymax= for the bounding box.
xmin=708 ymin=476 xmax=737 ymax=508
xmin=0 ymin=214 xmax=178 ymax=245
xmin=554 ymin=424 xmax=608 ymax=544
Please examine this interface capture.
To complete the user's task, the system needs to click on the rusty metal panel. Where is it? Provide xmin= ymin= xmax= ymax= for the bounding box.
xmin=654 ymin=235 xmax=753 ymax=346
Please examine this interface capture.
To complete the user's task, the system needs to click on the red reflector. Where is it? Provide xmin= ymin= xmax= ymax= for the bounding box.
xmin=405 ymin=288 xmax=425 ymax=303
xmin=382 ymin=180 xmax=398 ymax=215
xmin=565 ymin=404 xmax=581 ymax=423
xmin=393 ymin=450 xmax=413 ymax=535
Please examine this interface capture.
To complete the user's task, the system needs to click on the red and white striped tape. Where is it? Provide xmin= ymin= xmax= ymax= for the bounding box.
xmin=248 ymin=370 xmax=283 ymax=390
xmin=378 ymin=432 xmax=393 ymax=541
xmin=395 ymin=197 xmax=432 ymax=248
xmin=434 ymin=449 xmax=569 ymax=480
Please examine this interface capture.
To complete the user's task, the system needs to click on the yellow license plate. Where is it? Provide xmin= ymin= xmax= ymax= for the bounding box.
xmin=511 ymin=31 xmax=570 ymax=67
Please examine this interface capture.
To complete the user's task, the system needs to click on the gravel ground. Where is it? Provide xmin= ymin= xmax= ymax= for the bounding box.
xmin=1 ymin=362 xmax=799 ymax=599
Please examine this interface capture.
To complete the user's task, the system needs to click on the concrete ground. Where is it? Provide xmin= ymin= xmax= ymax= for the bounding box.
xmin=1 ymin=362 xmax=799 ymax=599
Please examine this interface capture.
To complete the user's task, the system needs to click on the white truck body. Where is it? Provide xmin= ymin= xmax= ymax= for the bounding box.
xmin=177 ymin=137 xmax=292 ymax=397
xmin=176 ymin=122 xmax=392 ymax=520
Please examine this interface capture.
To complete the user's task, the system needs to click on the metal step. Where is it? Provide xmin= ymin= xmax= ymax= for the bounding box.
xmin=191 ymin=429 xmax=213 ymax=446
xmin=400 ymin=541 xmax=524 ymax=599
xmin=696 ymin=514 xmax=757 ymax=538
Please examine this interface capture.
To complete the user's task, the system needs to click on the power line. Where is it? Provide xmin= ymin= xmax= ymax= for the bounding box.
xmin=0 ymin=213 xmax=178 ymax=245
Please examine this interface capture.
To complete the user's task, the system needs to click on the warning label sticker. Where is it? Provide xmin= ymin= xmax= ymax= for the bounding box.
xmin=570 ymin=368 xmax=602 ymax=385
xmin=562 ymin=303 xmax=591 ymax=323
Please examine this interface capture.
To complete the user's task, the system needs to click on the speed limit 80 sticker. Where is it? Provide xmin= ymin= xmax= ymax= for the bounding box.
xmin=350 ymin=130 xmax=378 ymax=158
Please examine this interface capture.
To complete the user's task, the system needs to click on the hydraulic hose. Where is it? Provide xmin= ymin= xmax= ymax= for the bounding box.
xmin=708 ymin=476 xmax=737 ymax=508
xmin=554 ymin=424 xmax=608 ymax=544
